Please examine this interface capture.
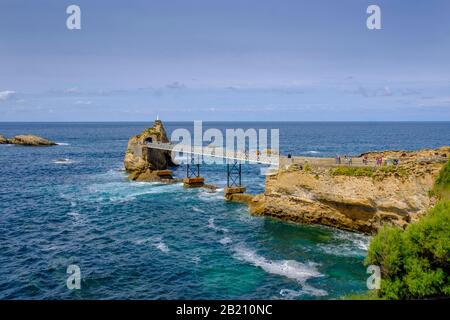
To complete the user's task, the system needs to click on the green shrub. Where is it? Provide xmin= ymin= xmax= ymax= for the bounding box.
xmin=330 ymin=165 xmax=409 ymax=179
xmin=303 ymin=163 xmax=312 ymax=173
xmin=365 ymin=200 xmax=450 ymax=299
xmin=431 ymin=160 xmax=450 ymax=200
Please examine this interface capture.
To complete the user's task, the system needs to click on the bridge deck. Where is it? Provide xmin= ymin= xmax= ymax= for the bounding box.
xmin=145 ymin=142 xmax=387 ymax=168
xmin=145 ymin=142 xmax=279 ymax=165
xmin=280 ymin=156 xmax=378 ymax=168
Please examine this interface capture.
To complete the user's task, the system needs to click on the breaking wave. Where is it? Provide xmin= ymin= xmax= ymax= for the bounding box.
xmin=208 ymin=218 xmax=229 ymax=233
xmin=53 ymin=158 xmax=74 ymax=164
xmin=232 ymin=245 xmax=327 ymax=297
xmin=135 ymin=236 xmax=170 ymax=253
xmin=320 ymin=230 xmax=369 ymax=257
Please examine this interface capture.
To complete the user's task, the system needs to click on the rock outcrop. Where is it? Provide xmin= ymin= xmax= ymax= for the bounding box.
xmin=248 ymin=147 xmax=450 ymax=234
xmin=124 ymin=119 xmax=177 ymax=181
xmin=0 ymin=134 xmax=56 ymax=146
xmin=0 ymin=135 xmax=8 ymax=144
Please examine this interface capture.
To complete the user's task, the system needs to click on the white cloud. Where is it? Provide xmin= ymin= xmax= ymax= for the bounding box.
xmin=0 ymin=90 xmax=16 ymax=100
xmin=74 ymin=100 xmax=92 ymax=105
xmin=64 ymin=87 xmax=80 ymax=93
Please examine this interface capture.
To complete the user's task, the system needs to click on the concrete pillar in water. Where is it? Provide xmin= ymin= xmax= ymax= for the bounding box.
xmin=183 ymin=177 xmax=205 ymax=188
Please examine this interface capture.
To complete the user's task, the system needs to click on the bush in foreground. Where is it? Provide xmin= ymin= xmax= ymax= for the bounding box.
xmin=431 ymin=159 xmax=450 ymax=199
xmin=365 ymin=201 xmax=450 ymax=299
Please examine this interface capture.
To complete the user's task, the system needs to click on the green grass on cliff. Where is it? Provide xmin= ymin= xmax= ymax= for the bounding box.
xmin=431 ymin=160 xmax=450 ymax=200
xmin=377 ymin=165 xmax=408 ymax=178
xmin=330 ymin=165 xmax=408 ymax=178
xmin=365 ymin=200 xmax=450 ymax=299
xmin=144 ymin=128 xmax=161 ymax=137
xmin=330 ymin=166 xmax=375 ymax=177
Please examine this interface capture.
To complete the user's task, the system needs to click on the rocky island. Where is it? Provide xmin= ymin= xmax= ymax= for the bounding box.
xmin=245 ymin=147 xmax=450 ymax=234
xmin=124 ymin=119 xmax=177 ymax=181
xmin=0 ymin=134 xmax=56 ymax=146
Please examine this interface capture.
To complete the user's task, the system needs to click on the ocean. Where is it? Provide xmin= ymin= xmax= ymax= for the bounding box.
xmin=1 ymin=122 xmax=449 ymax=299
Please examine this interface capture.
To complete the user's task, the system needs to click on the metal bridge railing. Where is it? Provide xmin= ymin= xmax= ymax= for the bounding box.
xmin=144 ymin=142 xmax=280 ymax=166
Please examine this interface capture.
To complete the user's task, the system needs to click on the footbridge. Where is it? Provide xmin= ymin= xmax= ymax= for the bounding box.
xmin=145 ymin=141 xmax=280 ymax=196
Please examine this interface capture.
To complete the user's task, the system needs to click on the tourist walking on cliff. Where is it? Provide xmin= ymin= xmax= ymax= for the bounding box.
xmin=363 ymin=155 xmax=368 ymax=165
xmin=376 ymin=157 xmax=383 ymax=166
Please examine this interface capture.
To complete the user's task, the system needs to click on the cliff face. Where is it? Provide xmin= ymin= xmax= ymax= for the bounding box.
xmin=249 ymin=147 xmax=449 ymax=234
xmin=124 ymin=120 xmax=177 ymax=181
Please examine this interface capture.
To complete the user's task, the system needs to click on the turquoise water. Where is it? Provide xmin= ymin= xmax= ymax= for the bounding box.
xmin=1 ymin=122 xmax=449 ymax=299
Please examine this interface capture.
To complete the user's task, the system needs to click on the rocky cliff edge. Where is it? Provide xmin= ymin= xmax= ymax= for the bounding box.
xmin=247 ymin=147 xmax=450 ymax=234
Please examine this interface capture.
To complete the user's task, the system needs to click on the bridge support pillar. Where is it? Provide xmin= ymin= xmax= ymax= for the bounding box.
xmin=225 ymin=160 xmax=246 ymax=199
xmin=184 ymin=153 xmax=205 ymax=188
xmin=224 ymin=186 xmax=246 ymax=200
xmin=183 ymin=177 xmax=205 ymax=188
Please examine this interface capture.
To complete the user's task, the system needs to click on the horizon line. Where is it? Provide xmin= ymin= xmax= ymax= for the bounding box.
xmin=1 ymin=120 xmax=450 ymax=123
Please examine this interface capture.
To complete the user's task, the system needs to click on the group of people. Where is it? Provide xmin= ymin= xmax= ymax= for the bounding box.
xmin=334 ymin=154 xmax=395 ymax=166
xmin=335 ymin=155 xmax=352 ymax=165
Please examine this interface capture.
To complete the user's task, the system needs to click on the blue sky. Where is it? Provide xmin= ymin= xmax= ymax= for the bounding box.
xmin=1 ymin=0 xmax=450 ymax=121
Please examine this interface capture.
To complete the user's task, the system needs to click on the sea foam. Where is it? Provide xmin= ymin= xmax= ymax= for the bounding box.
xmin=233 ymin=245 xmax=327 ymax=297
xmin=208 ymin=218 xmax=229 ymax=233
xmin=53 ymin=158 xmax=74 ymax=164
xmin=320 ymin=230 xmax=369 ymax=257
xmin=135 ymin=236 xmax=170 ymax=253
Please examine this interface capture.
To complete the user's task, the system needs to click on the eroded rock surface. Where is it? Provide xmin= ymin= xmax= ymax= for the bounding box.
xmin=249 ymin=147 xmax=449 ymax=234
xmin=124 ymin=119 xmax=177 ymax=181
xmin=0 ymin=135 xmax=8 ymax=144
xmin=2 ymin=134 xmax=56 ymax=146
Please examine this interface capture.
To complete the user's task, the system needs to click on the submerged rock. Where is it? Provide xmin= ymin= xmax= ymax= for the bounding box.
xmin=124 ymin=119 xmax=177 ymax=181
xmin=7 ymin=135 xmax=56 ymax=146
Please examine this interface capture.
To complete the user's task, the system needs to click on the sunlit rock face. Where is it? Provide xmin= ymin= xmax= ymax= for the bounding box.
xmin=249 ymin=147 xmax=449 ymax=234
xmin=124 ymin=119 xmax=177 ymax=181
xmin=0 ymin=134 xmax=56 ymax=146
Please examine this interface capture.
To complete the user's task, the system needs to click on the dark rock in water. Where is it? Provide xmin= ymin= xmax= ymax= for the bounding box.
xmin=124 ymin=119 xmax=177 ymax=181
xmin=0 ymin=135 xmax=9 ymax=144
xmin=6 ymin=135 xmax=56 ymax=146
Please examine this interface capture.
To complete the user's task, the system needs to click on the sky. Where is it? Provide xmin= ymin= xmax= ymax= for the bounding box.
xmin=0 ymin=0 xmax=450 ymax=121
